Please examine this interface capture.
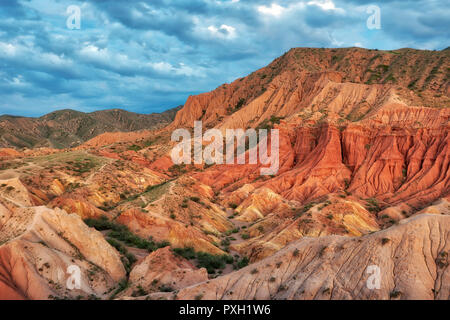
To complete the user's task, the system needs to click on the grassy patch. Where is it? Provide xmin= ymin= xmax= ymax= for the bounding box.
xmin=142 ymin=181 xmax=171 ymax=203
xmin=172 ymin=247 xmax=234 ymax=274
xmin=26 ymin=151 xmax=108 ymax=171
xmin=85 ymin=216 xmax=169 ymax=252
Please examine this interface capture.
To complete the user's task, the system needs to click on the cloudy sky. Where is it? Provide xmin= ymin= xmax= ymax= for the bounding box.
xmin=0 ymin=0 xmax=448 ymax=117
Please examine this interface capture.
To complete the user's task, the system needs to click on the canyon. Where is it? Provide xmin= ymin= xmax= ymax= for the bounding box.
xmin=0 ymin=47 xmax=448 ymax=300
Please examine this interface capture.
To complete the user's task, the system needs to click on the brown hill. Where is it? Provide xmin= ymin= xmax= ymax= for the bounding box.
xmin=0 ymin=107 xmax=181 ymax=149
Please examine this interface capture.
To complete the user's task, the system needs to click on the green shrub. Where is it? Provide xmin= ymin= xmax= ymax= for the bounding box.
xmin=234 ymin=98 xmax=246 ymax=111
xmin=366 ymin=198 xmax=381 ymax=213
xmin=173 ymin=247 xmax=234 ymax=274
xmin=110 ymin=279 xmax=129 ymax=299
xmin=390 ymin=290 xmax=401 ymax=299
xmin=196 ymin=252 xmax=234 ymax=274
xmin=132 ymin=285 xmax=147 ymax=297
xmin=270 ymin=115 xmax=283 ymax=124
xmin=159 ymin=285 xmax=174 ymax=292
xmin=127 ymin=145 xmax=142 ymax=152
xmin=86 ymin=217 xmax=168 ymax=252
xmin=235 ymin=256 xmax=249 ymax=269
xmin=229 ymin=203 xmax=238 ymax=209
xmin=106 ymin=237 xmax=136 ymax=273
xmin=195 ymin=294 xmax=204 ymax=300
xmin=172 ymin=247 xmax=196 ymax=260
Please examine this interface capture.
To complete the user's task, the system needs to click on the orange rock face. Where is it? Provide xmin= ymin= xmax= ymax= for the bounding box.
xmin=0 ymin=148 xmax=22 ymax=159
xmin=121 ymin=247 xmax=208 ymax=297
xmin=48 ymin=196 xmax=109 ymax=219
xmin=193 ymin=106 xmax=449 ymax=210
xmin=116 ymin=208 xmax=225 ymax=255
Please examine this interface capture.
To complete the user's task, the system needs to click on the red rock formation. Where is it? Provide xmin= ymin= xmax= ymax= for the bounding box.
xmin=121 ymin=247 xmax=208 ymax=297
xmin=48 ymin=196 xmax=109 ymax=219
xmin=193 ymin=105 xmax=449 ymax=210
xmin=0 ymin=148 xmax=22 ymax=159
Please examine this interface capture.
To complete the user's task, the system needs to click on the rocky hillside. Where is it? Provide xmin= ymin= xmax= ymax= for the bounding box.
xmin=171 ymin=47 xmax=449 ymax=131
xmin=0 ymin=47 xmax=448 ymax=300
xmin=146 ymin=214 xmax=449 ymax=300
xmin=0 ymin=107 xmax=181 ymax=149
xmin=0 ymin=179 xmax=126 ymax=299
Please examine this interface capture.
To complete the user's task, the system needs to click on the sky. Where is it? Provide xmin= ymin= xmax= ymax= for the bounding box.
xmin=0 ymin=0 xmax=448 ymax=117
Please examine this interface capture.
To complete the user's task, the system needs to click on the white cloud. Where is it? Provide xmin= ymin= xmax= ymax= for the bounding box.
xmin=307 ymin=0 xmax=344 ymax=13
xmin=0 ymin=42 xmax=18 ymax=56
xmin=207 ymin=24 xmax=237 ymax=39
xmin=148 ymin=61 xmax=204 ymax=77
xmin=257 ymin=3 xmax=286 ymax=17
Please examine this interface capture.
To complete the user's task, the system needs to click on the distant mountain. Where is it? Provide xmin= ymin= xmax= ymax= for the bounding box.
xmin=0 ymin=107 xmax=181 ymax=149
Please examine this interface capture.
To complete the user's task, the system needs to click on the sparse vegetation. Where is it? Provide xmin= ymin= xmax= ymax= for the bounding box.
xmin=235 ymin=256 xmax=249 ymax=269
xmin=366 ymin=198 xmax=381 ymax=213
xmin=131 ymin=285 xmax=148 ymax=297
xmin=436 ymin=251 xmax=448 ymax=269
xmin=241 ymin=233 xmax=250 ymax=240
xmin=172 ymin=247 xmax=234 ymax=274
xmin=196 ymin=252 xmax=234 ymax=274
xmin=85 ymin=216 xmax=169 ymax=252
xmin=106 ymin=237 xmax=136 ymax=274
xmin=110 ymin=279 xmax=129 ymax=300
xmin=127 ymin=144 xmax=142 ymax=152
xmin=158 ymin=285 xmax=174 ymax=292
xmin=195 ymin=293 xmax=204 ymax=300
xmin=229 ymin=203 xmax=238 ymax=209
xmin=172 ymin=247 xmax=197 ymax=260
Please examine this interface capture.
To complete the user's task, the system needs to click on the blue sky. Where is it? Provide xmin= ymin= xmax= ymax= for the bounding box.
xmin=0 ymin=0 xmax=448 ymax=117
